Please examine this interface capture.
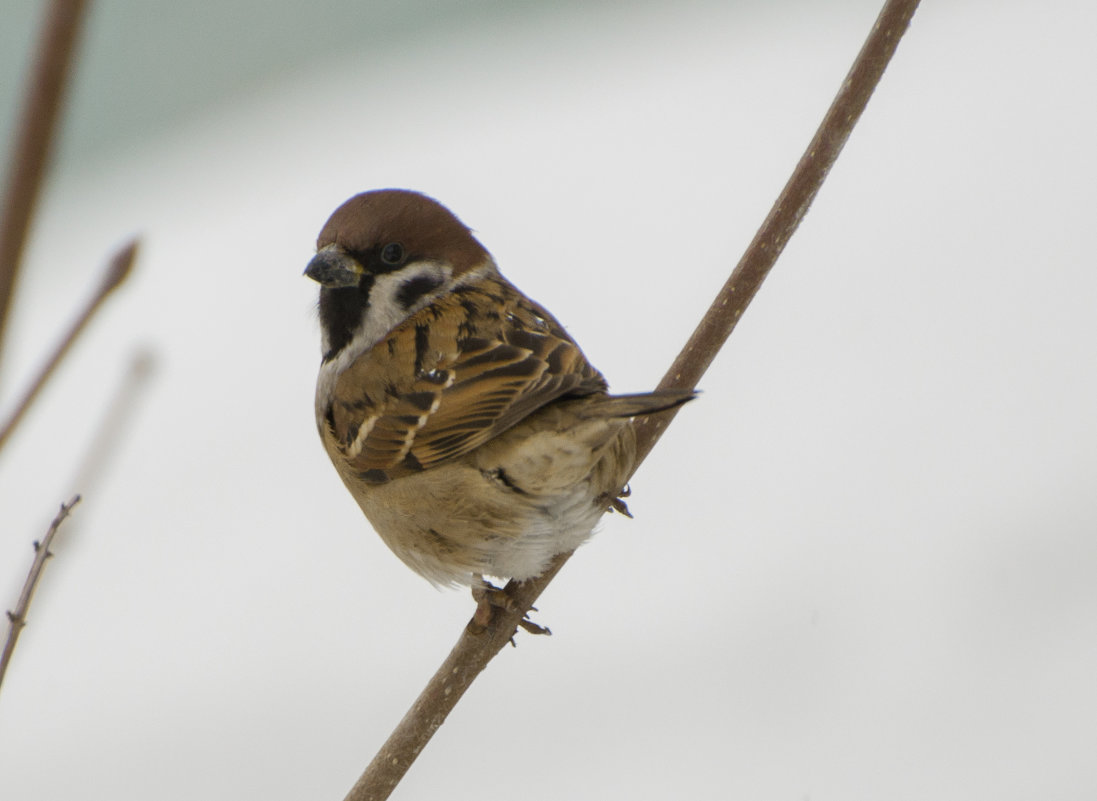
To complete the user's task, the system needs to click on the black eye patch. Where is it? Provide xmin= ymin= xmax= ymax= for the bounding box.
xmin=396 ymin=274 xmax=445 ymax=309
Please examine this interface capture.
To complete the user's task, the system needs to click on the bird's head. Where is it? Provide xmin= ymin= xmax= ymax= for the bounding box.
xmin=306 ymin=189 xmax=494 ymax=362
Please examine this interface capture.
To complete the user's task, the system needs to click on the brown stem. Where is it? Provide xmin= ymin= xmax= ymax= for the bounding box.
xmin=0 ymin=349 xmax=153 ymax=695
xmin=632 ymin=0 xmax=921 ymax=464
xmin=0 ymin=0 xmax=90 ymax=379
xmin=0 ymin=496 xmax=81 ymax=695
xmin=343 ymin=1 xmax=922 ymax=798
xmin=0 ymin=239 xmax=138 ymax=455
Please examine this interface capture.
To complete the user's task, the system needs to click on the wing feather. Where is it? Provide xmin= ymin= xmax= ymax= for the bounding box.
xmin=326 ymin=275 xmax=606 ymax=481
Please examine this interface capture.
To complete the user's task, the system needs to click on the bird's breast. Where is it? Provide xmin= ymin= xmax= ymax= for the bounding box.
xmin=326 ymin=409 xmax=635 ymax=586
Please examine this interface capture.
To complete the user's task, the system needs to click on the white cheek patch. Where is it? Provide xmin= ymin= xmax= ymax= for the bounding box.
xmin=365 ymin=261 xmax=452 ymax=345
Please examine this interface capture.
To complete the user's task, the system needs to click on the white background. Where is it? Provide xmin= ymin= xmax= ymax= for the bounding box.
xmin=1 ymin=1 xmax=1095 ymax=798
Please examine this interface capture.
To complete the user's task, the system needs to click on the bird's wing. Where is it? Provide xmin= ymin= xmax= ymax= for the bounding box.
xmin=325 ymin=276 xmax=606 ymax=481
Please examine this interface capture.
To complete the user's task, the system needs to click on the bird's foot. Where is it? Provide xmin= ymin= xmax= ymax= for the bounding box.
xmin=603 ymin=483 xmax=633 ymax=517
xmin=468 ymin=576 xmax=551 ymax=638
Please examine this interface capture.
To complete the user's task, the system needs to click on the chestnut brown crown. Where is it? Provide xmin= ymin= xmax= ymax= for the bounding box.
xmin=316 ymin=189 xmax=490 ymax=277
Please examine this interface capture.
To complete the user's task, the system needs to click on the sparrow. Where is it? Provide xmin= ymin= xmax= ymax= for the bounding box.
xmin=306 ymin=189 xmax=693 ymax=593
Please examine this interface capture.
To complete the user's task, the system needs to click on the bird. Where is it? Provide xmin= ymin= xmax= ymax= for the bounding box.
xmin=305 ymin=189 xmax=694 ymax=605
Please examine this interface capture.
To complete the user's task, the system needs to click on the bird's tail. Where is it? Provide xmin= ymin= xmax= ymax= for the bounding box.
xmin=577 ymin=388 xmax=697 ymax=419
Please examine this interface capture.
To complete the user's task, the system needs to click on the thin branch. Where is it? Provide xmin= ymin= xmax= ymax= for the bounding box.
xmin=343 ymin=1 xmax=922 ymax=798
xmin=0 ymin=0 xmax=90 ymax=377
xmin=631 ymin=0 xmax=920 ymax=464
xmin=0 ymin=349 xmax=153 ymax=697
xmin=0 ymin=496 xmax=81 ymax=695
xmin=0 ymin=238 xmax=138 ymax=455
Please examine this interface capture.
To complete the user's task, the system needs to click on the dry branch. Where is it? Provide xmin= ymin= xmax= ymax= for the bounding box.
xmin=0 ymin=0 xmax=90 ymax=374
xmin=0 ymin=239 xmax=138 ymax=455
xmin=0 ymin=347 xmax=153 ymax=696
xmin=0 ymin=496 xmax=81 ymax=694
xmin=343 ymin=1 xmax=922 ymax=798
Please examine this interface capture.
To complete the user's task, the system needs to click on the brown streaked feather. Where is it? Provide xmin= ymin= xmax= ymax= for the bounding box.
xmin=327 ymin=274 xmax=606 ymax=480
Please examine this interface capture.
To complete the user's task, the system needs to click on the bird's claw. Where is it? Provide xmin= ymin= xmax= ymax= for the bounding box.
xmin=604 ymin=483 xmax=633 ymax=517
xmin=468 ymin=576 xmax=551 ymax=638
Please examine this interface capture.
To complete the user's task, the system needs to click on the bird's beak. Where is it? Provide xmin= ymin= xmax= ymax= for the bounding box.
xmin=305 ymin=244 xmax=365 ymax=288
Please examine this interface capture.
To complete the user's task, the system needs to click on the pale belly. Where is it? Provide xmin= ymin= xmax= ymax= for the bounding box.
xmin=339 ymin=416 xmax=636 ymax=586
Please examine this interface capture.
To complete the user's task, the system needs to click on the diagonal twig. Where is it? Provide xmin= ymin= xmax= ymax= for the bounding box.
xmin=0 ymin=239 xmax=138 ymax=455
xmin=0 ymin=0 xmax=91 ymax=377
xmin=0 ymin=348 xmax=154 ymax=698
xmin=0 ymin=496 xmax=81 ymax=696
xmin=631 ymin=0 xmax=921 ymax=464
xmin=343 ymin=1 xmax=922 ymax=798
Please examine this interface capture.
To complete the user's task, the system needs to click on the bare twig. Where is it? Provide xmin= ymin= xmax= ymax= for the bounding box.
xmin=0 ymin=0 xmax=90 ymax=376
xmin=344 ymin=1 xmax=922 ymax=798
xmin=0 ymin=350 xmax=153 ymax=697
xmin=0 ymin=239 xmax=138 ymax=455
xmin=0 ymin=496 xmax=81 ymax=695
xmin=632 ymin=0 xmax=920 ymax=464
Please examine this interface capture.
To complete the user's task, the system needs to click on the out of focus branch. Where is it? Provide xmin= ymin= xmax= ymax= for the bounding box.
xmin=342 ymin=1 xmax=922 ymax=799
xmin=0 ymin=0 xmax=90 ymax=376
xmin=0 ymin=346 xmax=154 ymax=697
xmin=0 ymin=496 xmax=81 ymax=695
xmin=0 ymin=239 xmax=138 ymax=455
xmin=67 ymin=348 xmax=156 ymax=496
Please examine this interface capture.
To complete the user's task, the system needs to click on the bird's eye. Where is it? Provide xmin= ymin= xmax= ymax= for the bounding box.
xmin=380 ymin=242 xmax=405 ymax=266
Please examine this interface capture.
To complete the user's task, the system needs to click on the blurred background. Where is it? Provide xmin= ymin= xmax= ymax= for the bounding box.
xmin=1 ymin=1 xmax=1095 ymax=798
